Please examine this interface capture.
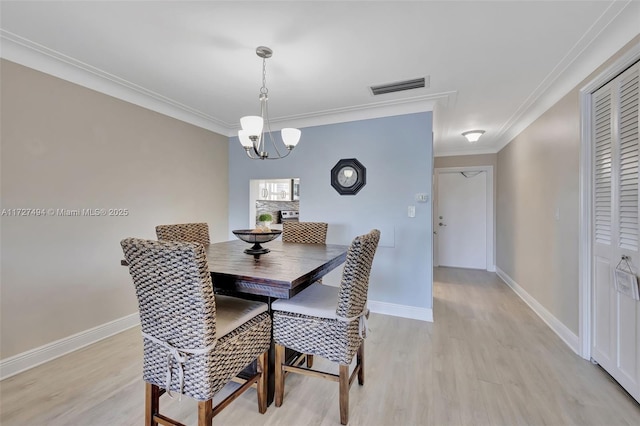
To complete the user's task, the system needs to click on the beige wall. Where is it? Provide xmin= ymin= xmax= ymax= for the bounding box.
xmin=497 ymin=92 xmax=580 ymax=331
xmin=0 ymin=60 xmax=229 ymax=358
xmin=496 ymin=35 xmax=640 ymax=334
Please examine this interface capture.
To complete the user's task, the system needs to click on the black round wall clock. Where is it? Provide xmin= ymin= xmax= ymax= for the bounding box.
xmin=331 ymin=158 xmax=366 ymax=195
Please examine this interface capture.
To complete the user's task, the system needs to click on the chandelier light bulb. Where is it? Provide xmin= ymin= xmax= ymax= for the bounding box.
xmin=238 ymin=130 xmax=254 ymax=148
xmin=240 ymin=116 xmax=264 ymax=137
xmin=281 ymin=128 xmax=301 ymax=148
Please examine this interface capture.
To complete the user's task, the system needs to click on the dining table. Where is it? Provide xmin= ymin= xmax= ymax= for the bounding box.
xmin=121 ymin=237 xmax=350 ymax=405
xmin=206 ymin=239 xmax=348 ymax=299
xmin=120 ymin=239 xmax=348 ymax=299
xmin=208 ymin=239 xmax=350 ymax=404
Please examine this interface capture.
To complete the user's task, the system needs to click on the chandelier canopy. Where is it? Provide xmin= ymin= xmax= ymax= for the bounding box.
xmin=238 ymin=46 xmax=301 ymax=160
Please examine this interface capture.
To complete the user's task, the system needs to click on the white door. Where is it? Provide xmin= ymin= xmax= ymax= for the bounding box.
xmin=436 ymin=171 xmax=487 ymax=269
xmin=591 ymin=61 xmax=640 ymax=403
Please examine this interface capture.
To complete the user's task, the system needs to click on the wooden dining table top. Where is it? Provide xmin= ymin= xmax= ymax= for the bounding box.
xmin=207 ymin=240 xmax=348 ymax=299
xmin=121 ymin=239 xmax=349 ymax=299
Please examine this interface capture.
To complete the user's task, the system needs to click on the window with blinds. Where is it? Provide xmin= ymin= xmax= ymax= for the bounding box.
xmin=618 ymin=68 xmax=639 ymax=250
xmin=594 ymin=88 xmax=613 ymax=245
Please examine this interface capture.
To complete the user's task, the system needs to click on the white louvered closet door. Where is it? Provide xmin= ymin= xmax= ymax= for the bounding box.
xmin=592 ymin=61 xmax=640 ymax=403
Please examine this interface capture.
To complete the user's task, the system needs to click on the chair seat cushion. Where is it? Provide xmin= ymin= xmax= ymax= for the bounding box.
xmin=271 ymin=283 xmax=338 ymax=319
xmin=215 ymin=295 xmax=268 ymax=338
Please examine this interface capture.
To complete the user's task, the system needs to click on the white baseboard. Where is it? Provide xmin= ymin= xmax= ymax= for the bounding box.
xmin=369 ymin=300 xmax=433 ymax=322
xmin=0 ymin=301 xmax=432 ymax=380
xmin=496 ymin=267 xmax=580 ymax=355
xmin=0 ymin=313 xmax=140 ymax=380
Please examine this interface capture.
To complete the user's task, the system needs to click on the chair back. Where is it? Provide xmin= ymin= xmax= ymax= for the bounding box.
xmin=121 ymin=238 xmax=217 ymax=397
xmin=156 ymin=222 xmax=210 ymax=245
xmin=336 ymin=229 xmax=381 ymax=319
xmin=282 ymin=222 xmax=328 ymax=244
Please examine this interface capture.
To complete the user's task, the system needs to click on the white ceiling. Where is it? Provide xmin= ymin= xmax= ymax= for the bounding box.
xmin=1 ymin=1 xmax=638 ymax=156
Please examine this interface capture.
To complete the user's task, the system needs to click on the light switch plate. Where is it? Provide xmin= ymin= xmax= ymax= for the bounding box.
xmin=408 ymin=206 xmax=416 ymax=218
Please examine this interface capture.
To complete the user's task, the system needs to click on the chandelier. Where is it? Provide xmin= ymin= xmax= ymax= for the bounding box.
xmin=238 ymin=46 xmax=301 ymax=160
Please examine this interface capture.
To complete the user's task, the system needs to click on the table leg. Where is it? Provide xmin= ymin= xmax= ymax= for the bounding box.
xmin=233 ymin=294 xmax=302 ymax=407
xmin=232 ymin=295 xmax=277 ymax=405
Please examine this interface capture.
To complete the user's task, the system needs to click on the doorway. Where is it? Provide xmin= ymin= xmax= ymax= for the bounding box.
xmin=580 ymin=55 xmax=639 ymax=403
xmin=434 ymin=166 xmax=495 ymax=271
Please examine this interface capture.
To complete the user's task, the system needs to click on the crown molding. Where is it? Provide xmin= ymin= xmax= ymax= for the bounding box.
xmin=434 ymin=147 xmax=498 ymax=157
xmin=258 ymin=92 xmax=446 ymax=133
xmin=433 ymin=90 xmax=457 ymax=146
xmin=1 ymin=29 xmax=442 ymax=137
xmin=0 ymin=30 xmax=233 ymax=135
xmin=493 ymin=0 xmax=638 ymax=153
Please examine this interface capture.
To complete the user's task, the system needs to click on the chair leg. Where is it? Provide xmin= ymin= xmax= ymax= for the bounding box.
xmin=339 ymin=364 xmax=349 ymax=425
xmin=145 ymin=383 xmax=160 ymax=426
xmin=306 ymin=354 xmax=314 ymax=368
xmin=257 ymin=350 xmax=268 ymax=414
xmin=197 ymin=399 xmax=213 ymax=426
xmin=357 ymin=341 xmax=365 ymax=385
xmin=275 ymin=344 xmax=285 ymax=407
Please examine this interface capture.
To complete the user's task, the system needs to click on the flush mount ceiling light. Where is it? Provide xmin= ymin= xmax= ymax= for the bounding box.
xmin=238 ymin=46 xmax=301 ymax=160
xmin=462 ymin=130 xmax=485 ymax=143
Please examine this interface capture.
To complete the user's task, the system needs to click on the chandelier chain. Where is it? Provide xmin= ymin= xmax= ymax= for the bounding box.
xmin=260 ymin=57 xmax=269 ymax=96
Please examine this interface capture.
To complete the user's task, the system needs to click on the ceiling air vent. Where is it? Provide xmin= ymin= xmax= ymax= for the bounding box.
xmin=370 ymin=77 xmax=428 ymax=95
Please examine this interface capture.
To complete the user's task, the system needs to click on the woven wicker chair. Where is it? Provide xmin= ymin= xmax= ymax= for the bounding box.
xmin=282 ymin=221 xmax=328 ymax=244
xmin=272 ymin=229 xmax=380 ymax=425
xmin=282 ymin=221 xmax=329 ymax=367
xmin=121 ymin=238 xmax=271 ymax=426
xmin=156 ymin=222 xmax=210 ymax=246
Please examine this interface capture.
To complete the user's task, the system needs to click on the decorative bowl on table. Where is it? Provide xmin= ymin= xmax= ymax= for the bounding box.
xmin=232 ymin=229 xmax=282 ymax=258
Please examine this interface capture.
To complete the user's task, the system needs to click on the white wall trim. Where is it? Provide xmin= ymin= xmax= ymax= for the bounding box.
xmin=0 ymin=30 xmax=231 ymax=135
xmin=496 ymin=267 xmax=580 ymax=355
xmin=578 ymin=83 xmax=594 ymax=360
xmin=0 ymin=313 xmax=140 ymax=380
xmin=0 ymin=303 xmax=434 ymax=380
xmin=578 ymin=40 xmax=640 ymax=361
xmin=435 ymin=148 xmax=499 ymax=157
xmin=492 ymin=0 xmax=638 ymax=153
xmin=279 ymin=93 xmax=441 ymax=133
xmin=369 ymin=300 xmax=433 ymax=322
xmin=0 ymin=29 xmax=439 ymax=137
xmin=434 ymin=166 xmax=495 ymax=271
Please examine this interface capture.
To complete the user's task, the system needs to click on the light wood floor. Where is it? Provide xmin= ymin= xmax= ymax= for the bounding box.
xmin=1 ymin=267 xmax=639 ymax=425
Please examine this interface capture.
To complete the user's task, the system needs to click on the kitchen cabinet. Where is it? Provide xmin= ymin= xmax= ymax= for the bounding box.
xmin=257 ymin=179 xmax=298 ymax=201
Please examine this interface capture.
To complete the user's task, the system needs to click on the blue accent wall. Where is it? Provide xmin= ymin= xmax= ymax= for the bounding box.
xmin=228 ymin=112 xmax=433 ymax=310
